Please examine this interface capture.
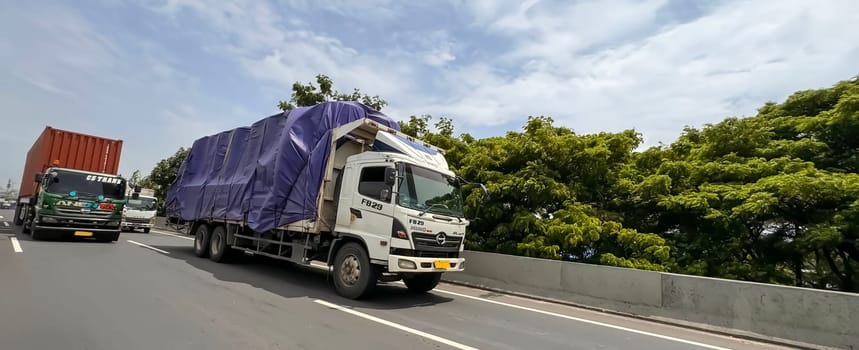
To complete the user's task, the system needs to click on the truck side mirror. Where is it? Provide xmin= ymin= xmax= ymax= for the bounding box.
xmin=134 ymin=185 xmax=141 ymax=193
xmin=132 ymin=193 xmax=140 ymax=199
xmin=34 ymin=173 xmax=43 ymax=183
xmin=384 ymin=167 xmax=396 ymax=186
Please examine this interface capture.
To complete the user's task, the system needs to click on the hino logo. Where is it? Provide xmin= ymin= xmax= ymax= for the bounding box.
xmin=435 ymin=232 xmax=446 ymax=245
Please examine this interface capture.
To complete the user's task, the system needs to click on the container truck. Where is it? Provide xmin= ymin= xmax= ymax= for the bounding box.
xmin=167 ymin=101 xmax=487 ymax=299
xmin=15 ymin=126 xmax=128 ymax=241
xmin=122 ymin=188 xmax=157 ymax=233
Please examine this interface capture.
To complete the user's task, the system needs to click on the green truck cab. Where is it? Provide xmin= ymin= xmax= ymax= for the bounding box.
xmin=22 ymin=167 xmax=128 ymax=241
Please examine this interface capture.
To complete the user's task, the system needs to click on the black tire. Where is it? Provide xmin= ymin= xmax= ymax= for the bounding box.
xmin=403 ymin=273 xmax=442 ymax=293
xmin=96 ymin=231 xmax=120 ymax=243
xmin=193 ymin=223 xmax=210 ymax=258
xmin=143 ymin=228 xmax=150 ymax=234
xmin=13 ymin=204 xmax=23 ymax=226
xmin=208 ymin=225 xmax=235 ymax=263
xmin=21 ymin=206 xmax=31 ymax=233
xmin=332 ymin=242 xmax=379 ymax=299
xmin=30 ymin=227 xmax=45 ymax=241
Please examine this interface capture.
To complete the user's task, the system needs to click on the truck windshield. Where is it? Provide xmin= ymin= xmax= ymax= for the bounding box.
xmin=45 ymin=170 xmax=126 ymax=200
xmin=396 ymin=163 xmax=464 ymax=217
xmin=127 ymin=197 xmax=156 ymax=210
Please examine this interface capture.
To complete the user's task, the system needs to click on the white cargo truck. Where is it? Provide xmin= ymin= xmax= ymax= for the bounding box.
xmin=168 ymin=103 xmax=487 ymax=299
xmin=122 ymin=188 xmax=157 ymax=233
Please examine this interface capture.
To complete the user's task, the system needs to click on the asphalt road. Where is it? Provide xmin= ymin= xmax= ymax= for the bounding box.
xmin=0 ymin=209 xmax=795 ymax=350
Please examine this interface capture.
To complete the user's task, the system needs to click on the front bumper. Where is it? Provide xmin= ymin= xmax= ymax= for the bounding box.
xmin=122 ymin=221 xmax=154 ymax=229
xmin=34 ymin=225 xmax=120 ymax=235
xmin=387 ymin=254 xmax=465 ymax=273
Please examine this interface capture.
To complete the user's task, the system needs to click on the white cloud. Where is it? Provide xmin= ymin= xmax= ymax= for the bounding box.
xmin=152 ymin=0 xmax=424 ymax=115
xmin=428 ymin=0 xmax=859 ymax=146
xmin=0 ymin=1 xmax=252 ymax=183
xmin=153 ymin=0 xmax=286 ymax=54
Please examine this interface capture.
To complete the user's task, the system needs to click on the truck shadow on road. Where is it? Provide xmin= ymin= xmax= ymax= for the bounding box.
xmin=151 ymin=244 xmax=456 ymax=311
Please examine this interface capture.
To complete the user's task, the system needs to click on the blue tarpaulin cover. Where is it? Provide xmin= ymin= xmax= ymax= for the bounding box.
xmin=166 ymin=101 xmax=400 ymax=232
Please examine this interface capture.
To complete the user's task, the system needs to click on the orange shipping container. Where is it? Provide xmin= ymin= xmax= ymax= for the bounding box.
xmin=18 ymin=126 xmax=123 ymax=198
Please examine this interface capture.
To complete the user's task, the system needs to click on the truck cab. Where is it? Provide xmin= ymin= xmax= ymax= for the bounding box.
xmin=322 ymin=125 xmax=486 ymax=297
xmin=122 ymin=190 xmax=157 ymax=233
xmin=19 ymin=166 xmax=126 ymax=241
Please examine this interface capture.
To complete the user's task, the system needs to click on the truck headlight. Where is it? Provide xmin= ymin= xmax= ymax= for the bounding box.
xmin=398 ymin=259 xmax=417 ymax=270
xmin=41 ymin=216 xmax=58 ymax=223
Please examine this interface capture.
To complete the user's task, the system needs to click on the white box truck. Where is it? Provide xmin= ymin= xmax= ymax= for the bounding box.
xmin=166 ymin=102 xmax=487 ymax=299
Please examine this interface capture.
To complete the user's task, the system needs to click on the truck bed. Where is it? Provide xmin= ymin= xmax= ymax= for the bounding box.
xmin=19 ymin=127 xmax=123 ymax=198
xmin=166 ymin=101 xmax=401 ymax=233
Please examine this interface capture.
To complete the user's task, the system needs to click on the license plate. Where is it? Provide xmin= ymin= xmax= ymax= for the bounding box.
xmin=433 ymin=260 xmax=451 ymax=269
xmin=74 ymin=231 xmax=93 ymax=237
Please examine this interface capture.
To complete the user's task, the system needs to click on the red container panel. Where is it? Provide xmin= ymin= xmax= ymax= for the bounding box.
xmin=18 ymin=127 xmax=123 ymax=198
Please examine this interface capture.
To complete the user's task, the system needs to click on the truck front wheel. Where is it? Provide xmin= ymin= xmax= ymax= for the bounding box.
xmin=332 ymin=242 xmax=379 ymax=299
xmin=194 ymin=224 xmax=210 ymax=258
xmin=403 ymin=272 xmax=442 ymax=293
xmin=13 ymin=204 xmax=23 ymax=226
xmin=30 ymin=227 xmax=46 ymax=241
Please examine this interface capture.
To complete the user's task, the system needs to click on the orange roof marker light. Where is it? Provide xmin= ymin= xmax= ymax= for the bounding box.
xmin=52 ymin=159 xmax=61 ymax=166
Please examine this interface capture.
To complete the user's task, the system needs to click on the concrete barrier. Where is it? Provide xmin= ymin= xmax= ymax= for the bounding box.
xmin=443 ymin=250 xmax=858 ymax=349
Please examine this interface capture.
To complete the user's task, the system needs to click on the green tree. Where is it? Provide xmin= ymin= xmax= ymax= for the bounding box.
xmin=456 ymin=116 xmax=673 ymax=271
xmin=612 ymin=76 xmax=859 ymax=291
xmin=145 ymin=148 xmax=190 ymax=214
xmin=278 ymin=74 xmax=387 ymax=111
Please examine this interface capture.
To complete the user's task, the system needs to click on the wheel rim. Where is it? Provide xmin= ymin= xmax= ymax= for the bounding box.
xmin=339 ymin=254 xmax=361 ymax=286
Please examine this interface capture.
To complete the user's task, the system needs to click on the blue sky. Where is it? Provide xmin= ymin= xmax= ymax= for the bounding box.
xmin=1 ymin=0 xmax=858 ymax=190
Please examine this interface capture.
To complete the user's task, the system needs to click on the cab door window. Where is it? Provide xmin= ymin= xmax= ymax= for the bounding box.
xmin=357 ymin=166 xmax=392 ymax=202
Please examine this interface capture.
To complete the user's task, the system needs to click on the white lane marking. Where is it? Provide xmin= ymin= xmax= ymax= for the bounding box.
xmin=127 ymin=240 xmax=169 ymax=254
xmin=10 ymin=237 xmax=22 ymax=253
xmin=3 ymin=222 xmax=9 ymax=227
xmin=433 ymin=289 xmax=732 ymax=350
xmin=152 ymin=229 xmax=194 ymax=241
xmin=314 ymin=299 xmax=479 ymax=350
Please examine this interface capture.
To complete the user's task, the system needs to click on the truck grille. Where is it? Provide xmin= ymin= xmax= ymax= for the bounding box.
xmin=125 ymin=217 xmax=150 ymax=224
xmin=390 ymin=248 xmax=460 ymax=259
xmin=56 ymin=207 xmax=113 ymax=217
xmin=411 ymin=232 xmax=462 ymax=252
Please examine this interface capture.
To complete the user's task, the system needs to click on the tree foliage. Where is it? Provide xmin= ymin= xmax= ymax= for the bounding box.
xmin=145 ymin=74 xmax=859 ymax=292
xmin=277 ymin=74 xmax=387 ymax=112
xmin=610 ymin=77 xmax=859 ymax=291
xmin=142 ymin=148 xmax=189 ymax=214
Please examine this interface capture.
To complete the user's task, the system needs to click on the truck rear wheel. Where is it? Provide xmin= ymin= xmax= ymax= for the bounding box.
xmin=403 ymin=273 xmax=442 ymax=293
xmin=332 ymin=242 xmax=379 ymax=299
xmin=208 ymin=225 xmax=236 ymax=263
xmin=143 ymin=228 xmax=150 ymax=234
xmin=194 ymin=223 xmax=210 ymax=258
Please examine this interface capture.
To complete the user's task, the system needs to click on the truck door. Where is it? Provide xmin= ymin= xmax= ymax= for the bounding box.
xmin=349 ymin=165 xmax=395 ymax=244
